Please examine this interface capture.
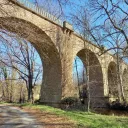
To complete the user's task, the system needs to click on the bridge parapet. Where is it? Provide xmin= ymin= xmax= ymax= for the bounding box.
xmin=10 ymin=0 xmax=91 ymax=39
xmin=11 ymin=0 xmax=63 ymax=27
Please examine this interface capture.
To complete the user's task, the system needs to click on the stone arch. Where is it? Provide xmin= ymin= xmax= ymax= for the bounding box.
xmin=0 ymin=17 xmax=62 ymax=105
xmin=74 ymin=48 xmax=104 ymax=107
xmin=122 ymin=68 xmax=128 ymax=101
xmin=108 ymin=61 xmax=118 ymax=100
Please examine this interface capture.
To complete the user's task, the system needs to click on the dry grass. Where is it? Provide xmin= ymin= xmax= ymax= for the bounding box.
xmin=22 ymin=107 xmax=76 ymax=128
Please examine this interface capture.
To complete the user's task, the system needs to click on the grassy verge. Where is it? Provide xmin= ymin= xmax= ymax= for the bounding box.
xmin=2 ymin=103 xmax=128 ymax=128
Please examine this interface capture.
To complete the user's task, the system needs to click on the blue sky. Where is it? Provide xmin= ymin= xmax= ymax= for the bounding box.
xmin=20 ymin=0 xmax=128 ymax=82
xmin=26 ymin=0 xmax=128 ymax=78
xmin=73 ymin=56 xmax=86 ymax=86
xmin=0 ymin=31 xmax=43 ymax=83
xmin=0 ymin=0 xmax=87 ymax=85
xmin=27 ymin=0 xmax=87 ymax=84
xmin=19 ymin=0 xmax=128 ymax=81
xmin=28 ymin=0 xmax=86 ymax=21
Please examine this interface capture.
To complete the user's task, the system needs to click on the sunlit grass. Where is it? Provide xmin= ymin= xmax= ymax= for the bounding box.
xmin=1 ymin=102 xmax=128 ymax=128
xmin=13 ymin=103 xmax=128 ymax=128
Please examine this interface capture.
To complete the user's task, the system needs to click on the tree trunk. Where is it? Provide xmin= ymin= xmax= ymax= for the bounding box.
xmin=116 ymin=48 xmax=125 ymax=102
xmin=28 ymin=86 xmax=33 ymax=102
xmin=75 ymin=58 xmax=81 ymax=98
xmin=86 ymin=58 xmax=90 ymax=112
xmin=2 ymin=84 xmax=5 ymax=100
xmin=27 ymin=76 xmax=34 ymax=103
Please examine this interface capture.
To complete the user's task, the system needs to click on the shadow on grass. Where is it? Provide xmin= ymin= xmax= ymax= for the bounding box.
xmin=8 ymin=103 xmax=128 ymax=128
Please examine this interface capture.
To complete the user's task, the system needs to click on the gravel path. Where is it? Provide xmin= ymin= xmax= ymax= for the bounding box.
xmin=0 ymin=104 xmax=43 ymax=128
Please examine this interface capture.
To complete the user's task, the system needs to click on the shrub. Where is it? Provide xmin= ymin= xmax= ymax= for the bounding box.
xmin=34 ymin=99 xmax=40 ymax=104
xmin=61 ymin=97 xmax=78 ymax=106
xmin=108 ymin=100 xmax=128 ymax=110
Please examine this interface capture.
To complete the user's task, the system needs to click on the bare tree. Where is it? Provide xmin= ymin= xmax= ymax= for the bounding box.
xmin=0 ymin=33 xmax=42 ymax=103
xmin=32 ymin=0 xmax=68 ymax=19
xmin=0 ymin=66 xmax=8 ymax=101
xmin=70 ymin=0 xmax=128 ymax=103
xmin=0 ymin=64 xmax=18 ymax=102
xmin=70 ymin=0 xmax=128 ymax=53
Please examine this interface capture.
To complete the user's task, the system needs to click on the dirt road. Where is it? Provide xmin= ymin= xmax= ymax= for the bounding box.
xmin=0 ymin=104 xmax=42 ymax=128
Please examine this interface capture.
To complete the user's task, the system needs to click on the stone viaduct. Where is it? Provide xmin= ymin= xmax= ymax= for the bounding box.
xmin=0 ymin=0 xmax=128 ymax=107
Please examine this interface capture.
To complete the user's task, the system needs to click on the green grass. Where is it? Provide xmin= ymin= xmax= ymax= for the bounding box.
xmin=2 ymin=103 xmax=128 ymax=128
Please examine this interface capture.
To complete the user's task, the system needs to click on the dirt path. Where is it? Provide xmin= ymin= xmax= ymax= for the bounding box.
xmin=22 ymin=107 xmax=75 ymax=128
xmin=0 ymin=104 xmax=42 ymax=128
xmin=0 ymin=104 xmax=75 ymax=128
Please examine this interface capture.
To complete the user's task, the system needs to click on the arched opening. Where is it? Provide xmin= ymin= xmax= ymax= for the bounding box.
xmin=108 ymin=62 xmax=118 ymax=100
xmin=122 ymin=69 xmax=128 ymax=101
xmin=0 ymin=17 xmax=62 ymax=105
xmin=73 ymin=56 xmax=87 ymax=102
xmin=73 ymin=49 xmax=104 ymax=107
xmin=0 ymin=35 xmax=43 ymax=103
